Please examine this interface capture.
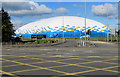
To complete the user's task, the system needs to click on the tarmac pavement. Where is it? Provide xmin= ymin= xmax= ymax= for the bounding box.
xmin=1 ymin=40 xmax=119 ymax=77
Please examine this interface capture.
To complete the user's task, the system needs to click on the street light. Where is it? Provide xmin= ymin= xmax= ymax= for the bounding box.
xmin=62 ymin=16 xmax=65 ymax=42
xmin=107 ymin=25 xmax=109 ymax=42
xmin=78 ymin=1 xmax=87 ymax=46
xmin=84 ymin=0 xmax=87 ymax=46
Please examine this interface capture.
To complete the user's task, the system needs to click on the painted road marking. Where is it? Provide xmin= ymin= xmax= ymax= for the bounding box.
xmin=2 ymin=71 xmax=20 ymax=77
xmin=3 ymin=58 xmax=68 ymax=74
xmin=2 ymin=55 xmax=119 ymax=76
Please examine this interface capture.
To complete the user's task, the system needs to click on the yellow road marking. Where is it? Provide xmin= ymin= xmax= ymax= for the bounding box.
xmin=28 ymin=58 xmax=98 ymax=70
xmin=13 ymin=59 xmax=32 ymax=61
xmin=102 ymin=62 xmax=118 ymax=65
xmin=51 ymin=75 xmax=86 ymax=77
xmin=86 ymin=56 xmax=102 ymax=58
xmin=28 ymin=57 xmax=93 ymax=63
xmin=19 ymin=55 xmax=118 ymax=58
xmin=15 ymin=57 xmax=100 ymax=68
xmin=102 ymin=59 xmax=118 ymax=62
xmin=10 ymin=68 xmax=42 ymax=73
xmin=65 ymin=69 xmax=97 ymax=75
xmin=103 ymin=66 xmax=118 ymax=70
xmin=14 ymin=58 xmax=44 ymax=61
xmin=47 ymin=59 xmax=119 ymax=74
xmin=2 ymin=48 xmax=53 ymax=51
xmin=29 ymin=61 xmax=53 ymax=64
xmin=2 ymin=71 xmax=20 ymax=77
xmin=3 ymin=58 xmax=67 ymax=74
xmin=2 ymin=64 xmax=21 ymax=68
xmin=1 ymin=55 xmax=118 ymax=57
xmin=77 ymin=61 xmax=99 ymax=64
xmin=105 ymin=70 xmax=119 ymax=73
xmin=73 ymin=64 xmax=98 ymax=69
xmin=17 ymin=56 xmax=28 ymax=57
xmin=3 ymin=56 xmax=119 ymax=70
xmin=1 ymin=55 xmax=119 ymax=76
xmin=2 ymin=60 xmax=95 ymax=73
xmin=1 ymin=55 xmax=25 ymax=56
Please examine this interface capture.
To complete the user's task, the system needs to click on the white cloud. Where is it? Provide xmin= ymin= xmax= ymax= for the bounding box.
xmin=2 ymin=1 xmax=70 ymax=17
xmin=92 ymin=3 xmax=118 ymax=19
xmin=55 ymin=8 xmax=68 ymax=14
xmin=2 ymin=1 xmax=71 ymax=18
xmin=2 ymin=2 xmax=35 ymax=10
xmin=8 ymin=4 xmax=52 ymax=16
xmin=11 ymin=20 xmax=24 ymax=29
xmin=2 ymin=1 xmax=53 ymax=17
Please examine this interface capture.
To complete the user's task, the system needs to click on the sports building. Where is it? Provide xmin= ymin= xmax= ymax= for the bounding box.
xmin=15 ymin=16 xmax=110 ymax=38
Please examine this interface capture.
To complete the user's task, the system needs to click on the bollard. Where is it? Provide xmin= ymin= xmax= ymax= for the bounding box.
xmin=83 ymin=41 xmax=85 ymax=46
xmin=78 ymin=42 xmax=80 ymax=47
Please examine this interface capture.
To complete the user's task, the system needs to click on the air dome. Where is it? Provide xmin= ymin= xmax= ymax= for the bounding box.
xmin=15 ymin=16 xmax=110 ymax=38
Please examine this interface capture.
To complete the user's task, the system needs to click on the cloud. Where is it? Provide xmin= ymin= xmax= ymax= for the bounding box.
xmin=11 ymin=20 xmax=24 ymax=29
xmin=12 ymin=19 xmax=32 ymax=30
xmin=55 ymin=8 xmax=68 ymax=14
xmin=2 ymin=1 xmax=53 ymax=17
xmin=2 ymin=2 xmax=34 ymax=10
xmin=2 ymin=1 xmax=69 ymax=17
xmin=92 ymin=3 xmax=118 ymax=19
xmin=8 ymin=4 xmax=52 ymax=17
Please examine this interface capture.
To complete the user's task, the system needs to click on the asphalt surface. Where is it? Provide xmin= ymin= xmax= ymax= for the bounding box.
xmin=1 ymin=40 xmax=119 ymax=77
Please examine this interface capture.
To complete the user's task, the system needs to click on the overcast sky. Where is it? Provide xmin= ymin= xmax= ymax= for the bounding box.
xmin=1 ymin=0 xmax=119 ymax=30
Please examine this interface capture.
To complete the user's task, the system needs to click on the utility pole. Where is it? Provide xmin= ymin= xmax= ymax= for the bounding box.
xmin=107 ymin=25 xmax=109 ymax=42
xmin=115 ymin=28 xmax=118 ymax=41
xmin=106 ymin=7 xmax=110 ymax=42
xmin=62 ymin=16 xmax=65 ymax=42
xmin=84 ymin=0 xmax=87 ymax=46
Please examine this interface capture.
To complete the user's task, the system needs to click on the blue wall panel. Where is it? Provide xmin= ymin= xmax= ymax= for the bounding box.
xmin=15 ymin=30 xmax=110 ymax=38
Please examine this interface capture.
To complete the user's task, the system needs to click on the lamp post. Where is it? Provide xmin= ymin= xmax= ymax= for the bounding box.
xmin=106 ymin=6 xmax=109 ymax=42
xmin=115 ymin=28 xmax=118 ymax=41
xmin=84 ymin=0 xmax=87 ymax=46
xmin=78 ymin=0 xmax=87 ymax=46
xmin=107 ymin=25 xmax=108 ymax=42
xmin=62 ymin=16 xmax=65 ymax=42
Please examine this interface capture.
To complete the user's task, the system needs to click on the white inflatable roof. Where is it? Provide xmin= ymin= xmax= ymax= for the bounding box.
xmin=15 ymin=16 xmax=106 ymax=34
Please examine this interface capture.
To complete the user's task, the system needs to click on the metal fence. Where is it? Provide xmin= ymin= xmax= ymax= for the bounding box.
xmin=2 ymin=39 xmax=66 ymax=47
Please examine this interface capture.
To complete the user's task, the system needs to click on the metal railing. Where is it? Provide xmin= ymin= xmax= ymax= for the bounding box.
xmin=2 ymin=39 xmax=66 ymax=47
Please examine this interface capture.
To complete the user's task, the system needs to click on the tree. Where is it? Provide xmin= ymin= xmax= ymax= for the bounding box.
xmin=1 ymin=8 xmax=14 ymax=42
xmin=0 ymin=9 xmax=2 ymax=42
